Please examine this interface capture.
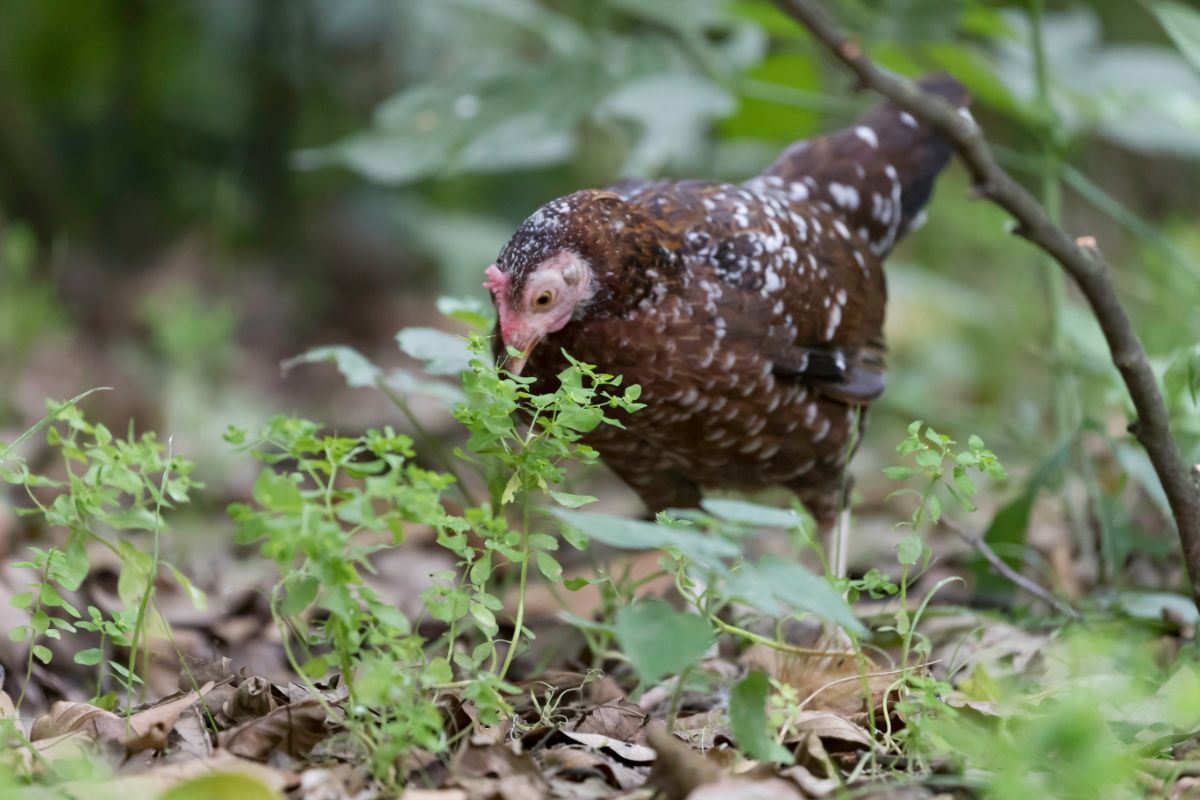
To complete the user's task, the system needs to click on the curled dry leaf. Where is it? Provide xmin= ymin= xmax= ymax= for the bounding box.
xmin=743 ymin=645 xmax=893 ymax=717
xmin=224 ymin=675 xmax=276 ymax=724
xmin=559 ymin=731 xmax=657 ymax=764
xmin=782 ymin=711 xmax=873 ymax=752
xmin=570 ymin=700 xmax=649 ymax=742
xmin=30 ymin=701 xmax=125 ymax=742
xmin=218 ymin=697 xmax=329 ymax=760
xmin=127 ymin=683 xmax=216 ymax=739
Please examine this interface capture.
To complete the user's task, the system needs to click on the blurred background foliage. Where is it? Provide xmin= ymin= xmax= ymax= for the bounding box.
xmin=1 ymin=0 xmax=1198 ymax=593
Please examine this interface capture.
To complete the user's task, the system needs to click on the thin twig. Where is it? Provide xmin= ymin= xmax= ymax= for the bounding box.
xmin=942 ymin=518 xmax=1081 ymax=621
xmin=772 ymin=0 xmax=1200 ymax=611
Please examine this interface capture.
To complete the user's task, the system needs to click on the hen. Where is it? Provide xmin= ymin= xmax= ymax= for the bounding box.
xmin=484 ymin=75 xmax=968 ymax=527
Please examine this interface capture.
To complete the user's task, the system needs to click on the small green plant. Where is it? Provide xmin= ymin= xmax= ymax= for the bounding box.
xmin=882 ymin=421 xmax=1006 ymax=665
xmin=226 ymin=333 xmax=647 ymax=784
xmin=1 ymin=397 xmax=202 ymax=712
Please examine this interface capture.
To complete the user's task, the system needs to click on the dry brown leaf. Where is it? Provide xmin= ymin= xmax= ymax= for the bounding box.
xmin=570 ymin=701 xmax=649 ymax=743
xmin=784 ymin=711 xmax=873 ymax=751
xmin=30 ymin=701 xmax=125 ymax=742
xmin=744 ymin=645 xmax=893 ymax=716
xmin=672 ymin=709 xmax=732 ymax=752
xmin=451 ymin=744 xmax=550 ymax=800
xmin=127 ymin=682 xmax=216 ymax=739
xmin=400 ymin=790 xmax=468 ymax=800
xmin=686 ymin=777 xmax=805 ymax=799
xmin=645 ymin=725 xmax=721 ymax=800
xmin=0 ymin=690 xmax=14 ymax=719
xmin=224 ymin=675 xmax=276 ymax=724
xmin=559 ymin=732 xmax=656 ymax=764
xmin=780 ymin=764 xmax=839 ymax=797
xmin=218 ymin=697 xmax=329 ymax=760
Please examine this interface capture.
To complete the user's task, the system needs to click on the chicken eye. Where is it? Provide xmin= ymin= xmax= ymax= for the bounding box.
xmin=534 ymin=291 xmax=554 ymax=308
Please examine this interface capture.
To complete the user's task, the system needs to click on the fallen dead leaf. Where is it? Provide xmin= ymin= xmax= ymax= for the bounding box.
xmin=400 ymin=790 xmax=468 ymax=800
xmin=218 ymin=697 xmax=329 ymax=760
xmin=783 ymin=711 xmax=873 ymax=751
xmin=559 ymin=732 xmax=657 ymax=764
xmin=127 ymin=683 xmax=216 ymax=738
xmin=450 ymin=744 xmax=550 ymax=800
xmin=645 ymin=725 xmax=721 ymax=800
xmin=30 ymin=701 xmax=125 ymax=742
xmin=224 ymin=675 xmax=276 ymax=724
xmin=570 ymin=701 xmax=648 ymax=742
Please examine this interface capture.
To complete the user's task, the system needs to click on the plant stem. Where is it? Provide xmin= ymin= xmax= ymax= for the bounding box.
xmin=498 ymin=497 xmax=532 ymax=681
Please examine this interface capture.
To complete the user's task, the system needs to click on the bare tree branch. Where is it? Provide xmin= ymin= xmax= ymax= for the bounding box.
xmin=772 ymin=0 xmax=1200 ymax=609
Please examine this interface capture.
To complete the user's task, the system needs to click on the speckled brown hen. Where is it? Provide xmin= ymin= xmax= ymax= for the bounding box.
xmin=484 ymin=76 xmax=969 ymax=526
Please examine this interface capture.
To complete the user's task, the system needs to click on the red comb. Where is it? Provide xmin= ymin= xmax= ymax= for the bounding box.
xmin=483 ymin=263 xmax=508 ymax=292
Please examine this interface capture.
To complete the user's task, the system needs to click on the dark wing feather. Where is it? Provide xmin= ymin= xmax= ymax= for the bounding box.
xmin=622 ymin=180 xmax=889 ymax=402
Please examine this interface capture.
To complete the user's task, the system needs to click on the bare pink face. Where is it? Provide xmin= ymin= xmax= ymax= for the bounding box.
xmin=484 ymin=251 xmax=593 ymax=375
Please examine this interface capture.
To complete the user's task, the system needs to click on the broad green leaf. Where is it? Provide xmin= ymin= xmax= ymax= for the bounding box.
xmin=166 ymin=564 xmax=208 ymax=611
xmin=896 ymin=532 xmax=923 ymax=566
xmin=280 ymin=576 xmax=319 ymax=617
xmin=535 ymin=551 xmax=563 ymax=582
xmin=548 ymin=490 xmax=597 ymax=508
xmin=729 ymin=671 xmax=794 ymax=764
xmin=421 ymin=657 xmax=454 ymax=686
xmin=1155 ymin=2 xmax=1200 ymax=74
xmin=396 ymin=328 xmax=473 ymax=376
xmin=74 ymin=648 xmax=104 ymax=666
xmin=32 ymin=645 xmax=52 ymax=665
xmin=437 ymin=296 xmax=492 ymax=332
xmin=614 ymin=599 xmax=715 ymax=684
xmin=280 ymin=346 xmax=380 ymax=388
xmin=724 ymin=558 xmax=866 ymax=638
xmin=701 ymin=498 xmax=802 ymax=528
xmin=253 ymin=471 xmax=303 ymax=514
xmin=553 ymin=510 xmax=739 ymax=566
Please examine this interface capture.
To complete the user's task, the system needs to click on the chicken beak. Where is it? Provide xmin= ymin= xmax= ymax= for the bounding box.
xmin=505 ymin=336 xmax=541 ymax=376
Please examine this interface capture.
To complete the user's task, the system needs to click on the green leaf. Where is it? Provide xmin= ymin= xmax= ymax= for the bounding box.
xmin=882 ymin=466 xmax=916 ymax=481
xmin=437 ymin=296 xmax=492 ymax=332
xmin=280 ymin=346 xmax=381 ymax=388
xmin=547 ymin=490 xmax=597 ymax=508
xmin=701 ymin=498 xmax=801 ymax=528
xmin=74 ymin=648 xmax=104 ymax=666
xmin=535 ymin=551 xmax=563 ymax=583
xmin=723 ymin=558 xmax=866 ymax=638
xmin=396 ymin=327 xmax=473 ymax=376
xmin=729 ymin=671 xmax=795 ymax=764
xmin=897 ymin=532 xmax=923 ymax=566
xmin=421 ymin=657 xmax=454 ymax=686
xmin=32 ymin=644 xmax=52 ymax=665
xmin=252 ymin=471 xmax=303 ymax=514
xmin=280 ymin=576 xmax=319 ymax=617
xmin=0 ymin=387 xmax=111 ymax=465
xmin=553 ymin=510 xmax=739 ymax=567
xmin=614 ymin=599 xmax=715 ymax=684
xmin=166 ymin=564 xmax=208 ymax=611
xmin=1155 ymin=2 xmax=1200 ymax=74
xmin=926 ymin=493 xmax=943 ymax=523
